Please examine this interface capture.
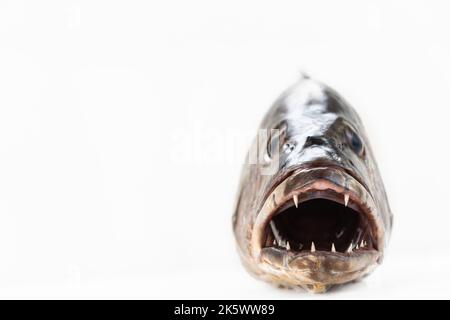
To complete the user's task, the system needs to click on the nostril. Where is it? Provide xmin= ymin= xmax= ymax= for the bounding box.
xmin=304 ymin=135 xmax=327 ymax=148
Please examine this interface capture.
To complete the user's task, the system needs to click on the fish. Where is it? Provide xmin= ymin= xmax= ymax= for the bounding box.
xmin=232 ymin=75 xmax=393 ymax=293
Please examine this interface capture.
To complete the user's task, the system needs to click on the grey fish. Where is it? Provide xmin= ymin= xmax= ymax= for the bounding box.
xmin=232 ymin=76 xmax=392 ymax=293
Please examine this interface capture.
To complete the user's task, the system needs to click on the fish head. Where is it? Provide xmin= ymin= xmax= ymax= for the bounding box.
xmin=233 ymin=77 xmax=392 ymax=293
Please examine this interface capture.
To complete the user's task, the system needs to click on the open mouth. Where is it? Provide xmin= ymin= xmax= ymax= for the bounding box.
xmin=263 ymin=191 xmax=376 ymax=254
xmin=252 ymin=167 xmax=382 ymax=260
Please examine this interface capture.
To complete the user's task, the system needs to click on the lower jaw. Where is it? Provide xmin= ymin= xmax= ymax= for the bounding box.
xmin=258 ymin=246 xmax=380 ymax=290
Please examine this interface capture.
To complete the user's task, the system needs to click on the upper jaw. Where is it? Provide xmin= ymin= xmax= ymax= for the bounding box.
xmin=251 ymin=166 xmax=385 ymax=284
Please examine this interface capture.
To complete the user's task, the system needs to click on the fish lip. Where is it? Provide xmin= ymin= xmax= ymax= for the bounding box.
xmin=263 ymin=161 xmax=371 ymax=203
xmin=259 ymin=247 xmax=379 ymax=286
xmin=251 ymin=166 xmax=385 ymax=265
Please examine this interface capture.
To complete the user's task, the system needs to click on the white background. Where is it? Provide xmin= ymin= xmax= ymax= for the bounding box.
xmin=0 ymin=0 xmax=449 ymax=299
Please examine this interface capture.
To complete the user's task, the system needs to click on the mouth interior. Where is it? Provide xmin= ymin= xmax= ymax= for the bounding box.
xmin=265 ymin=196 xmax=375 ymax=253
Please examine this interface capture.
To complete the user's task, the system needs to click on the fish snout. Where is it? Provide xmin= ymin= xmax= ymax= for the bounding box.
xmin=303 ymin=135 xmax=329 ymax=148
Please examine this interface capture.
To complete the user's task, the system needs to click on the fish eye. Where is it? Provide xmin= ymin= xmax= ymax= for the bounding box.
xmin=266 ymin=124 xmax=286 ymax=159
xmin=345 ymin=128 xmax=364 ymax=157
xmin=266 ymin=130 xmax=280 ymax=160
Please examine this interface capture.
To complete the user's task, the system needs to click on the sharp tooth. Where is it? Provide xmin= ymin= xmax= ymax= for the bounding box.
xmin=286 ymin=241 xmax=291 ymax=251
xmin=344 ymin=194 xmax=350 ymax=207
xmin=273 ymin=239 xmax=277 ymax=246
xmin=293 ymin=194 xmax=299 ymax=208
xmin=311 ymin=242 xmax=316 ymax=252
xmin=356 ymin=244 xmax=359 ymax=250
xmin=347 ymin=243 xmax=353 ymax=253
xmin=331 ymin=243 xmax=336 ymax=253
xmin=360 ymin=240 xmax=364 ymax=248
xmin=270 ymin=221 xmax=283 ymax=245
